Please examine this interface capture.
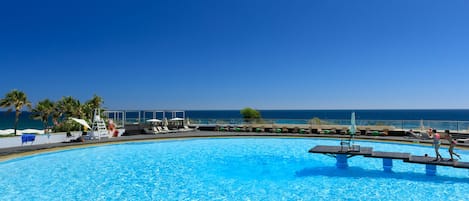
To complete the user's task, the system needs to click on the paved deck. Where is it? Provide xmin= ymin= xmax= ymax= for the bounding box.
xmin=0 ymin=133 xmax=72 ymax=149
xmin=1 ymin=131 xmax=469 ymax=159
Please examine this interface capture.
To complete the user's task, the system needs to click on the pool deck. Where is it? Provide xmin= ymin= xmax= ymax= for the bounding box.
xmin=1 ymin=131 xmax=469 ymax=159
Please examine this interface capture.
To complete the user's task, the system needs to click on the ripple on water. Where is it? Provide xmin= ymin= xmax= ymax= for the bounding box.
xmin=0 ymin=138 xmax=468 ymax=200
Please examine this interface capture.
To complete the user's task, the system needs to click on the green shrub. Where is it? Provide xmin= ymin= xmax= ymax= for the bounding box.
xmin=240 ymin=107 xmax=262 ymax=123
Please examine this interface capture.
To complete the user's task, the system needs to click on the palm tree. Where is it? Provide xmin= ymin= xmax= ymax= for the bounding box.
xmin=55 ymin=96 xmax=82 ymax=135
xmin=88 ymin=94 xmax=103 ymax=110
xmin=0 ymin=89 xmax=32 ymax=135
xmin=81 ymin=103 xmax=93 ymax=122
xmin=31 ymin=99 xmax=54 ymax=134
xmin=83 ymin=94 xmax=103 ymax=121
xmin=56 ymin=96 xmax=82 ymax=119
xmin=51 ymin=105 xmax=63 ymax=126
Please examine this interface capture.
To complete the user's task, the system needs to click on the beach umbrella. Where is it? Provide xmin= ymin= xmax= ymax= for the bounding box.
xmin=170 ymin=117 xmax=184 ymax=128
xmin=71 ymin=118 xmax=91 ymax=130
xmin=349 ymin=112 xmax=356 ymax=136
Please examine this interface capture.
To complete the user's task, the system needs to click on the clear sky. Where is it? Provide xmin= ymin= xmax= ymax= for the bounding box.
xmin=1 ymin=0 xmax=468 ymax=110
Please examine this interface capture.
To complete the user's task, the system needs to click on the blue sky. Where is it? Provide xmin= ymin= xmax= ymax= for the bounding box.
xmin=1 ymin=0 xmax=468 ymax=110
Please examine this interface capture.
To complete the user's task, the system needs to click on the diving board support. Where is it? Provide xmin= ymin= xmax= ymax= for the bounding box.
xmin=426 ymin=164 xmax=437 ymax=176
xmin=383 ymin=158 xmax=393 ymax=172
xmin=336 ymin=154 xmax=348 ymax=169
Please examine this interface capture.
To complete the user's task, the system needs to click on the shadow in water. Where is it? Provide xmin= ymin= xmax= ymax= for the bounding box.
xmin=295 ymin=166 xmax=469 ymax=184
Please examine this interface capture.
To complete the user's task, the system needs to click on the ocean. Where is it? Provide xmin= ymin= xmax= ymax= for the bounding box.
xmin=186 ymin=109 xmax=469 ymax=121
xmin=2 ymin=109 xmax=469 ymax=130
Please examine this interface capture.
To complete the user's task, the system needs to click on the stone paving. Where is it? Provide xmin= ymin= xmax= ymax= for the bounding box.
xmin=1 ymin=131 xmax=467 ymax=159
xmin=0 ymin=133 xmax=71 ymax=149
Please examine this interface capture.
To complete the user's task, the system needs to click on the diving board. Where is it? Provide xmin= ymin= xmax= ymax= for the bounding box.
xmin=309 ymin=145 xmax=469 ymax=176
xmin=309 ymin=145 xmax=373 ymax=156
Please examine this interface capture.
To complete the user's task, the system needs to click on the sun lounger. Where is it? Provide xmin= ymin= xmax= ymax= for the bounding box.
xmin=63 ymin=136 xmax=84 ymax=143
xmin=143 ymin=126 xmax=160 ymax=134
xmin=420 ymin=132 xmax=431 ymax=140
xmin=457 ymin=138 xmax=469 ymax=144
xmin=156 ymin=126 xmax=168 ymax=134
xmin=179 ymin=125 xmax=195 ymax=132
xmin=163 ymin=126 xmax=178 ymax=133
xmin=187 ymin=125 xmax=197 ymax=131
xmin=405 ymin=131 xmax=421 ymax=139
xmin=217 ymin=125 xmax=228 ymax=131
xmin=367 ymin=130 xmax=387 ymax=136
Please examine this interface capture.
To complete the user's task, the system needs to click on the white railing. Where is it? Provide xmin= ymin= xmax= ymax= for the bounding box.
xmin=188 ymin=118 xmax=469 ymax=133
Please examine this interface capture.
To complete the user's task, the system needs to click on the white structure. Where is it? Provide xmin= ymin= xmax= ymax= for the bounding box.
xmin=89 ymin=110 xmax=109 ymax=140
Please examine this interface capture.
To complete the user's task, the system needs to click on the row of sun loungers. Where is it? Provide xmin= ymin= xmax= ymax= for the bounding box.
xmin=144 ymin=126 xmax=195 ymax=134
xmin=213 ymin=125 xmax=469 ymax=144
xmin=214 ymin=125 xmax=391 ymax=136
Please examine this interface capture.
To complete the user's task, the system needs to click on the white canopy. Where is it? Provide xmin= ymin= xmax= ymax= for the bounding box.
xmin=146 ymin=119 xmax=162 ymax=122
xmin=71 ymin=118 xmax=91 ymax=129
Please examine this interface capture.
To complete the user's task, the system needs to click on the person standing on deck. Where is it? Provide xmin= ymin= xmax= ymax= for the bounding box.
xmin=430 ymin=129 xmax=443 ymax=161
xmin=445 ymin=130 xmax=461 ymax=162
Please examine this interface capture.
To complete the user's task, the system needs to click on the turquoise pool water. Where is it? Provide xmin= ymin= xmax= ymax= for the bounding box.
xmin=1 ymin=138 xmax=469 ymax=200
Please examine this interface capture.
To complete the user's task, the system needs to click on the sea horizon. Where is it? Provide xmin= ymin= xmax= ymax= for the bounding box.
xmin=2 ymin=109 xmax=469 ymax=130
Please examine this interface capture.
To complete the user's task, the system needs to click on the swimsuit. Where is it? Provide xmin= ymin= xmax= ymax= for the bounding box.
xmin=434 ymin=133 xmax=441 ymax=145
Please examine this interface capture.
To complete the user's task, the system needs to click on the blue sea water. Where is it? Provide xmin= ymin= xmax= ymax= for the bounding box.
xmin=187 ymin=109 xmax=469 ymax=121
xmin=1 ymin=138 xmax=468 ymax=200
xmin=1 ymin=109 xmax=469 ymax=130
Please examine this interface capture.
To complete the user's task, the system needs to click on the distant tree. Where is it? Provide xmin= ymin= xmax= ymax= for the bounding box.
xmin=0 ymin=89 xmax=32 ymax=135
xmin=240 ymin=107 xmax=262 ymax=123
xmin=31 ymin=99 xmax=54 ymax=134
xmin=309 ymin=117 xmax=322 ymax=125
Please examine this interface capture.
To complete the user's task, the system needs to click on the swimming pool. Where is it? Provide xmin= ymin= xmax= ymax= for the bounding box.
xmin=1 ymin=138 xmax=468 ymax=200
